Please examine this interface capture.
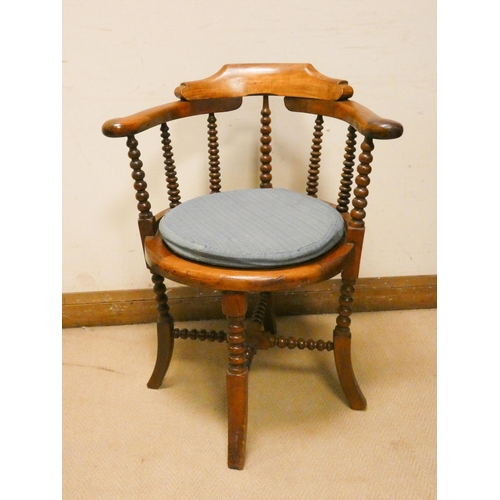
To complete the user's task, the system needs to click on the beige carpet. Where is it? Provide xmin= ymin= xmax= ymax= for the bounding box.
xmin=63 ymin=309 xmax=436 ymax=499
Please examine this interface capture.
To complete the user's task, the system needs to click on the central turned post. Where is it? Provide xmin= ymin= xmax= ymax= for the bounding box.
xmin=221 ymin=292 xmax=248 ymax=470
xmin=259 ymin=95 xmax=273 ymax=188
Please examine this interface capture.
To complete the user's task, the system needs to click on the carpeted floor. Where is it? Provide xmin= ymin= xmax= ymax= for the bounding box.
xmin=62 ymin=309 xmax=436 ymax=499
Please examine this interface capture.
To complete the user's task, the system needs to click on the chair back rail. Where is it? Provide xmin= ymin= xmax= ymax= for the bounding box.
xmin=174 ymin=63 xmax=353 ymax=101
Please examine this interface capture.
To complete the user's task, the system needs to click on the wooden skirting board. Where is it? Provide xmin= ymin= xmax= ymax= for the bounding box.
xmin=62 ymin=275 xmax=436 ymax=329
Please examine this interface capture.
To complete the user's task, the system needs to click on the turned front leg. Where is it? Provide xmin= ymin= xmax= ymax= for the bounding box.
xmin=221 ymin=292 xmax=248 ymax=470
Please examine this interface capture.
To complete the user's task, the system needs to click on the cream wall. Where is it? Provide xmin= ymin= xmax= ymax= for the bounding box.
xmin=62 ymin=0 xmax=436 ymax=293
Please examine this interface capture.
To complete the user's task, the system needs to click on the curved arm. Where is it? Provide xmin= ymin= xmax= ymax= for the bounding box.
xmin=284 ymin=97 xmax=403 ymax=140
xmin=102 ymin=97 xmax=242 ymax=138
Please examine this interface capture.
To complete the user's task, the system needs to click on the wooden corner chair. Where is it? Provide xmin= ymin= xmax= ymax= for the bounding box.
xmin=102 ymin=63 xmax=403 ymax=470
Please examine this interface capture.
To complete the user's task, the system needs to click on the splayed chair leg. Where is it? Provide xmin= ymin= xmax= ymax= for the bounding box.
xmin=222 ymin=292 xmax=248 ymax=470
xmin=333 ymin=278 xmax=367 ymax=410
xmin=147 ymin=273 xmax=175 ymax=389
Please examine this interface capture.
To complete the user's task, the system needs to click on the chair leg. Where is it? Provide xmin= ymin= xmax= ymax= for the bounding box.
xmin=147 ymin=273 xmax=175 ymax=389
xmin=221 ymin=292 xmax=248 ymax=470
xmin=333 ymin=278 xmax=367 ymax=410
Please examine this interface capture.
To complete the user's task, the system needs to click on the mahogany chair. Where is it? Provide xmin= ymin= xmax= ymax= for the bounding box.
xmin=102 ymin=63 xmax=403 ymax=469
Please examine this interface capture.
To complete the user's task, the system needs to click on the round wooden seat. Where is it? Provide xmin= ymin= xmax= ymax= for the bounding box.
xmin=144 ymin=225 xmax=354 ymax=292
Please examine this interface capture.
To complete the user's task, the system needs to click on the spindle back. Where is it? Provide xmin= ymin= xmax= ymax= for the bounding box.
xmin=102 ymin=64 xmax=403 ymax=243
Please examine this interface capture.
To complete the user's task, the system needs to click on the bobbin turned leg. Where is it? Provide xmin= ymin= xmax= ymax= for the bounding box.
xmin=333 ymin=278 xmax=366 ymax=410
xmin=147 ymin=273 xmax=175 ymax=389
xmin=222 ymin=292 xmax=248 ymax=470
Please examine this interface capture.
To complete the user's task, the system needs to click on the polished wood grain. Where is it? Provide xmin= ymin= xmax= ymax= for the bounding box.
xmin=174 ymin=63 xmax=353 ymax=101
xmin=285 ymin=97 xmax=403 ymax=140
xmin=102 ymin=98 xmax=242 ymax=138
xmin=222 ymin=292 xmax=248 ymax=470
xmin=144 ymin=228 xmax=355 ymax=293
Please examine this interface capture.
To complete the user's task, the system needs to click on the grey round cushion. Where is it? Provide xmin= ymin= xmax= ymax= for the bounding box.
xmin=159 ymin=188 xmax=345 ymax=269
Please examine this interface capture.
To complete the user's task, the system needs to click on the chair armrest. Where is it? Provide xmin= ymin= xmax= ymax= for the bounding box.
xmin=102 ymin=97 xmax=242 ymax=138
xmin=284 ymin=97 xmax=403 ymax=140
